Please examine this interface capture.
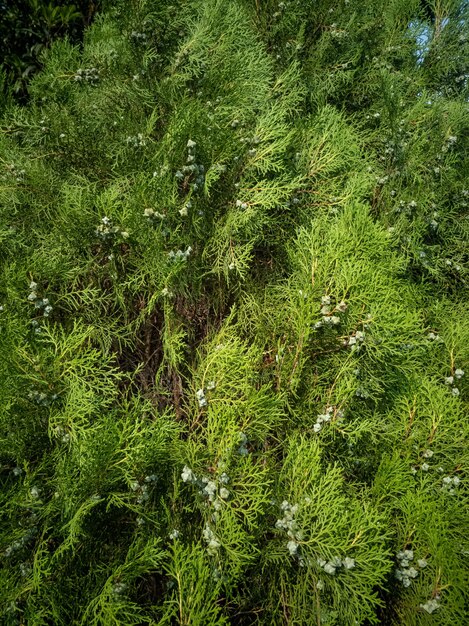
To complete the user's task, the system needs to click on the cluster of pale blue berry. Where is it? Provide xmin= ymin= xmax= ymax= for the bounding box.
xmin=441 ymin=475 xmax=461 ymax=494
xmin=195 ymin=380 xmax=215 ymax=407
xmin=3 ymin=163 xmax=26 ymax=182
xmin=420 ymin=597 xmax=441 ymax=614
xmin=18 ymin=562 xmax=32 ymax=578
xmin=168 ymin=246 xmax=192 ymax=262
xmin=394 ymin=549 xmax=427 ymax=587
xmin=329 ymin=23 xmax=349 ymax=39
xmin=314 ymin=295 xmax=347 ymax=329
xmin=95 ymin=216 xmax=129 ymax=241
xmin=181 ymin=465 xmax=230 ymax=515
xmin=317 ymin=555 xmax=355 ymax=575
xmin=442 ymin=134 xmax=457 ymax=152
xmin=239 ymin=134 xmax=261 ymax=157
xmin=345 ymin=330 xmax=365 ymax=351
xmin=235 ymin=199 xmax=248 ymax=210
xmin=204 ymin=95 xmax=222 ymax=113
xmin=28 ymin=389 xmax=58 ymax=406
xmin=112 ymin=582 xmax=127 ymax=597
xmin=143 ymin=207 xmax=166 ymax=223
xmin=179 ymin=199 xmax=192 ymax=217
xmin=125 ymin=133 xmax=147 ymax=147
xmin=4 ymin=527 xmax=38 ymax=559
xmin=161 ymin=286 xmax=174 ymax=298
xmin=415 ymin=448 xmax=434 ymax=473
xmin=272 ymin=1 xmax=286 ymax=19
xmin=203 ymin=524 xmax=221 ymax=556
xmin=175 ymin=140 xmax=205 ymax=192
xmin=275 ymin=500 xmax=305 ymax=560
xmin=376 ymin=174 xmax=389 ymax=186
xmin=51 ymin=425 xmax=70 ymax=444
xmin=313 ymin=405 xmax=344 ymax=434
xmin=273 ymin=494 xmax=358 ymax=570
xmin=28 ymin=281 xmax=53 ymax=321
xmin=286 ymin=196 xmax=301 ymax=208
xmin=444 ymin=258 xmax=462 ymax=271
xmin=238 ymin=432 xmax=249 ymax=456
xmin=130 ymin=474 xmax=157 ymax=505
xmin=74 ymin=67 xmax=99 ymax=85
xmin=380 ymin=138 xmax=400 ymax=163
xmin=394 ymin=199 xmax=418 ymax=215
xmin=355 ymin=384 xmax=370 ymax=398
xmin=427 ymin=206 xmax=439 ymax=230
xmin=30 ymin=485 xmax=41 ymax=500
xmin=129 ymin=30 xmax=148 ymax=43
xmin=196 ymin=388 xmax=207 ymax=407
xmin=444 ymin=369 xmax=464 ymax=397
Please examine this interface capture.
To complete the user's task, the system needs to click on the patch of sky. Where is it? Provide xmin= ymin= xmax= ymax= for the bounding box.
xmin=408 ymin=20 xmax=432 ymax=65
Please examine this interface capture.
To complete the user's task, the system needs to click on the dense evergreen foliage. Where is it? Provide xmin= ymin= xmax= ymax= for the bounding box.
xmin=0 ymin=0 xmax=468 ymax=623
xmin=0 ymin=0 xmax=99 ymax=97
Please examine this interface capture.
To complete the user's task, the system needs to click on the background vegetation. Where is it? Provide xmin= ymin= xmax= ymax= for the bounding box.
xmin=0 ymin=0 xmax=99 ymax=98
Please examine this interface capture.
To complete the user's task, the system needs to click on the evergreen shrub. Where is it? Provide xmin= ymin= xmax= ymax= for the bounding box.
xmin=0 ymin=0 xmax=467 ymax=623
